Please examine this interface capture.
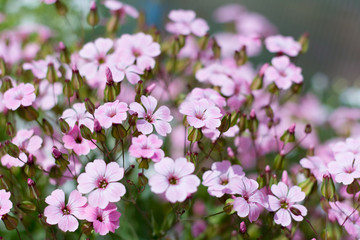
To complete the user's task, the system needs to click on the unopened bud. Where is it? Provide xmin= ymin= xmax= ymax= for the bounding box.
xmin=84 ymin=98 xmax=95 ymax=115
xmin=212 ymin=38 xmax=221 ymax=59
xmin=87 ymin=1 xmax=99 ymax=27
xmin=234 ymin=46 xmax=247 ymax=66
xmin=239 ymin=221 xmax=247 ymax=234
xmin=42 ymin=118 xmax=54 ymax=136
xmin=321 ymin=172 xmax=335 ymax=200
xmin=80 ymin=124 xmax=92 ymax=140
xmin=59 ymin=118 xmax=70 ymax=133
xmin=52 ymin=147 xmax=62 ymax=159
xmin=94 ymin=119 xmax=102 ymax=133
xmin=4 ymin=140 xmax=20 ymax=158
xmin=305 ymin=124 xmax=312 ymax=134
xmin=63 ymin=79 xmax=74 ymax=98
xmin=71 ymin=64 xmax=83 ymax=90
xmin=5 ymin=122 xmax=15 ymax=138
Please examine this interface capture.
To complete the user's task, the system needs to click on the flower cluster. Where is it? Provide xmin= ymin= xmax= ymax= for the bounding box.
xmin=0 ymin=1 xmax=357 ymax=239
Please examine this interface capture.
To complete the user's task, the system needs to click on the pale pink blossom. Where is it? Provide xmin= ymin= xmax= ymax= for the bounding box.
xmin=328 ymin=152 xmax=360 ymax=185
xmin=215 ymin=33 xmax=262 ymax=58
xmin=77 ymin=159 xmax=126 ymax=208
xmin=129 ymin=134 xmax=164 ymax=162
xmin=1 ymin=129 xmax=42 ymax=168
xmin=3 ymin=83 xmax=36 ymax=110
xmin=115 ymin=33 xmax=160 ymax=71
xmin=265 ymin=35 xmax=301 ymax=57
xmin=0 ymin=190 xmax=12 ymax=216
xmin=62 ymin=125 xmax=96 ymax=156
xmin=268 ymin=182 xmax=307 ymax=227
xmin=23 ymin=55 xmax=61 ymax=79
xmin=202 ymin=160 xmax=244 ymax=197
xmin=61 ymin=103 xmax=94 ymax=131
xmin=329 ymin=201 xmax=360 ymax=237
xmin=300 ymin=156 xmax=329 ymax=181
xmin=36 ymin=80 xmax=62 ymax=110
xmin=107 ymin=61 xmax=143 ymax=84
xmin=42 ymin=0 xmax=57 ymax=4
xmin=104 ymin=0 xmax=139 ymax=19
xmin=166 ymin=10 xmax=209 ymax=37
xmin=186 ymin=88 xmax=226 ymax=108
xmin=195 ymin=63 xmax=232 ymax=86
xmin=129 ymin=95 xmax=173 ymax=136
xmin=264 ymin=56 xmax=303 ymax=90
xmin=84 ymin=203 xmax=121 ymax=235
xmin=149 ymin=157 xmax=200 ymax=203
xmin=94 ymin=100 xmax=128 ymax=129
xmin=179 ymin=99 xmax=222 ymax=129
xmin=229 ymin=176 xmax=268 ymax=222
xmin=44 ymin=189 xmax=87 ymax=232
xmin=191 ymin=220 xmax=207 ymax=237
xmin=330 ymin=137 xmax=360 ymax=155
xmin=235 ymin=12 xmax=277 ymax=37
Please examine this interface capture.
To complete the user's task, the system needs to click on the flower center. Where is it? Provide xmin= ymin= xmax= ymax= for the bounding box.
xmin=96 ymin=215 xmax=103 ymax=222
xmin=75 ymin=136 xmax=82 ymax=144
xmin=145 ymin=113 xmax=154 ymax=123
xmin=97 ymin=56 xmax=106 ymax=64
xmin=280 ymin=199 xmax=288 ymax=209
xmin=107 ymin=109 xmax=117 ymax=118
xmin=14 ymin=91 xmax=24 ymax=100
xmin=62 ymin=206 xmax=71 ymax=215
xmin=220 ymin=177 xmax=229 ymax=186
xmin=98 ymin=178 xmax=108 ymax=189
xmin=168 ymin=176 xmax=178 ymax=185
xmin=132 ymin=48 xmax=142 ymax=57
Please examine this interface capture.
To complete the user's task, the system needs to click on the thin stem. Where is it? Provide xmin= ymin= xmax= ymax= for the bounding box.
xmin=121 ymin=140 xmax=125 ymax=167
xmin=304 ymin=216 xmax=320 ymax=239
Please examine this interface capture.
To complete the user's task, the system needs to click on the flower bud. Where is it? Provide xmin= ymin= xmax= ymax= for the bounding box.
xmin=80 ymin=124 xmax=92 ymax=140
xmin=84 ymin=98 xmax=95 ymax=115
xmin=4 ymin=140 xmax=20 ymax=158
xmin=239 ymin=114 xmax=247 ymax=133
xmin=239 ymin=221 xmax=247 ymax=234
xmin=42 ymin=118 xmax=54 ymax=136
xmin=5 ymin=122 xmax=15 ymax=138
xmin=59 ymin=118 xmax=70 ymax=133
xmin=188 ymin=127 xmax=203 ymax=143
xmin=27 ymin=178 xmax=40 ymax=200
xmin=274 ymin=153 xmax=285 ymax=170
xmin=87 ymin=1 xmax=99 ymax=27
xmin=59 ymin=42 xmax=70 ymax=64
xmin=298 ymin=32 xmax=309 ymax=54
xmin=269 ymin=174 xmax=278 ymax=187
xmin=223 ymin=198 xmax=235 ymax=215
xmin=234 ymin=46 xmax=247 ymax=66
xmin=218 ymin=113 xmax=231 ymax=133
xmin=19 ymin=106 xmax=39 ymax=121
xmin=212 ymin=38 xmax=221 ymax=59
xmin=128 ymin=113 xmax=138 ymax=127
xmin=280 ymin=123 xmax=296 ymax=144
xmin=63 ymin=79 xmax=74 ymax=98
xmin=52 ymin=147 xmax=62 ymax=159
xmin=290 ymin=207 xmax=302 ymax=216
xmin=71 ymin=65 xmax=83 ymax=90
xmin=111 ymin=124 xmax=127 ymax=139
xmin=248 ymin=109 xmax=259 ymax=133
xmin=1 ymin=214 xmax=18 ymax=230
xmin=138 ymin=173 xmax=148 ymax=186
xmin=1 ymin=76 xmax=13 ymax=93
xmin=46 ymin=62 xmax=58 ymax=83
xmin=298 ymin=175 xmax=316 ymax=196
xmin=257 ymin=174 xmax=266 ymax=189
xmin=104 ymin=68 xmax=117 ymax=102
xmin=81 ymin=222 xmax=94 ymax=236
xmin=106 ymin=14 xmax=119 ymax=34
xmin=321 ymin=172 xmax=335 ymax=200
xmin=17 ymin=201 xmax=37 ymax=213
xmin=139 ymin=158 xmax=149 ymax=169
xmin=0 ymin=175 xmax=9 ymax=191
xmin=145 ymin=83 xmax=156 ymax=96
xmin=0 ymin=57 xmax=6 ymax=77
xmin=55 ymin=0 xmax=68 ymax=16
xmin=305 ymin=124 xmax=312 ymax=134
xmin=199 ymin=34 xmax=209 ymax=50
xmin=94 ymin=119 xmax=102 ymax=133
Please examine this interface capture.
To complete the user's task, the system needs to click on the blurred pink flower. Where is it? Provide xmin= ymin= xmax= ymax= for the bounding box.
xmin=328 ymin=152 xmax=360 ymax=185
xmin=195 ymin=63 xmax=232 ymax=86
xmin=186 ymin=88 xmax=226 ymax=108
xmin=129 ymin=95 xmax=173 ymax=136
xmin=129 ymin=134 xmax=164 ymax=162
xmin=0 ymin=190 xmax=12 ymax=217
xmin=42 ymin=0 xmax=57 ymax=4
xmin=191 ymin=220 xmax=207 ymax=237
xmin=61 ymin=103 xmax=94 ymax=131
xmin=329 ymin=201 xmax=360 ymax=237
xmin=3 ymin=83 xmax=36 ymax=110
xmin=44 ymin=189 xmax=87 ymax=232
xmin=36 ymin=80 xmax=62 ymax=110
xmin=104 ymin=0 xmax=139 ymax=19
xmin=149 ymin=157 xmax=200 ymax=203
xmin=179 ymin=99 xmax=222 ymax=129
xmin=84 ymin=203 xmax=121 ymax=235
xmin=1 ymin=129 xmax=42 ymax=168
xmin=115 ymin=33 xmax=160 ymax=71
xmin=264 ymin=56 xmax=303 ymax=90
xmin=330 ymin=137 xmax=360 ymax=155
xmin=300 ymin=156 xmax=329 ymax=181
xmin=265 ymin=35 xmax=301 ymax=57
xmin=166 ymin=10 xmax=209 ymax=37
xmin=268 ymin=182 xmax=307 ymax=227
xmin=62 ymin=125 xmax=96 ymax=155
xmin=23 ymin=55 xmax=61 ymax=79
xmin=230 ymin=176 xmax=268 ymax=222
xmin=77 ymin=159 xmax=126 ymax=208
xmin=107 ymin=61 xmax=143 ymax=84
xmin=94 ymin=100 xmax=128 ymax=129
xmin=202 ymin=160 xmax=244 ymax=197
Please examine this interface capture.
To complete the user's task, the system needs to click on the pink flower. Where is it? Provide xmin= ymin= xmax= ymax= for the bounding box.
xmin=42 ymin=0 xmax=57 ymax=4
xmin=0 ymin=190 xmax=12 ymax=216
xmin=329 ymin=201 xmax=360 ymax=237
xmin=328 ymin=152 xmax=360 ymax=185
xmin=300 ymin=156 xmax=329 ymax=181
xmin=78 ymin=38 xmax=114 ymax=87
xmin=104 ymin=0 xmax=139 ymax=19
xmin=264 ymin=56 xmax=303 ymax=90
xmin=195 ymin=63 xmax=232 ymax=86
xmin=36 ymin=80 xmax=62 ymax=110
xmin=1 ymin=129 xmax=42 ymax=168
xmin=94 ymin=100 xmax=128 ymax=129
xmin=229 ymin=176 xmax=268 ymax=222
xmin=77 ymin=159 xmax=126 ymax=208
xmin=186 ymin=88 xmax=226 ymax=108
xmin=149 ymin=157 xmax=200 ymax=203
xmin=61 ymin=103 xmax=94 ymax=131
xmin=44 ymin=189 xmax=87 ymax=232
xmin=331 ymin=137 xmax=360 ymax=155
xmin=23 ymin=55 xmax=61 ymax=79
xmin=166 ymin=10 xmax=209 ymax=37
xmin=265 ymin=35 xmax=301 ymax=57
xmin=3 ymin=83 xmax=36 ymax=110
xmin=115 ymin=33 xmax=161 ymax=71
xmin=179 ymin=99 xmax=222 ymax=129
xmin=129 ymin=134 xmax=164 ymax=162
xmin=84 ymin=203 xmax=121 ymax=236
xmin=107 ymin=61 xmax=143 ymax=84
xmin=268 ymin=182 xmax=307 ymax=227
xmin=129 ymin=95 xmax=173 ymax=136
xmin=202 ymin=160 xmax=244 ymax=197
xmin=62 ymin=125 xmax=96 ymax=156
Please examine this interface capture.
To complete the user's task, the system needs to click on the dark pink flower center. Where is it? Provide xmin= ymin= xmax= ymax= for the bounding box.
xmin=132 ymin=48 xmax=142 ymax=57
xmin=62 ymin=206 xmax=71 ymax=215
xmin=75 ymin=135 xmax=83 ymax=144
xmin=168 ymin=176 xmax=179 ymax=185
xmin=96 ymin=215 xmax=104 ymax=222
xmin=14 ymin=91 xmax=24 ymax=100
xmin=345 ymin=166 xmax=355 ymax=174
xmin=145 ymin=113 xmax=154 ymax=123
xmin=280 ymin=199 xmax=289 ymax=209
xmin=97 ymin=56 xmax=106 ymax=64
xmin=98 ymin=178 xmax=108 ymax=189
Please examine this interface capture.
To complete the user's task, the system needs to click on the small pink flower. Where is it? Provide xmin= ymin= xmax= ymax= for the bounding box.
xmin=229 ymin=176 xmax=268 ymax=222
xmin=329 ymin=201 xmax=360 ymax=237
xmin=36 ymin=80 xmax=62 ymax=110
xmin=149 ymin=157 xmax=200 ymax=203
xmin=129 ymin=134 xmax=164 ymax=162
xmin=77 ymin=159 xmax=126 ymax=209
xmin=331 ymin=137 xmax=360 ymax=155
xmin=0 ymin=190 xmax=12 ymax=217
xmin=202 ymin=160 xmax=244 ymax=197
xmin=23 ymin=55 xmax=61 ymax=79
xmin=328 ymin=152 xmax=360 ymax=185
xmin=195 ymin=63 xmax=232 ymax=86
xmin=94 ymin=100 xmax=128 ymax=129
xmin=300 ymin=156 xmax=328 ymax=181
xmin=104 ymin=0 xmax=139 ymax=19
xmin=264 ymin=56 xmax=303 ymax=90
xmin=107 ymin=61 xmax=143 ymax=84
xmin=61 ymin=103 xmax=94 ymax=131
xmin=1 ymin=129 xmax=42 ymax=168
xmin=44 ymin=189 xmax=87 ymax=232
xmin=265 ymin=35 xmax=301 ymax=57
xmin=186 ymin=88 xmax=226 ymax=108
xmin=179 ymin=99 xmax=222 ymax=129
xmin=115 ymin=33 xmax=161 ymax=71
xmin=268 ymin=182 xmax=307 ymax=227
xmin=84 ymin=203 xmax=121 ymax=236
xmin=62 ymin=125 xmax=96 ymax=156
xmin=3 ymin=83 xmax=36 ymax=110
xmin=129 ymin=95 xmax=173 ymax=136
xmin=191 ymin=220 xmax=207 ymax=237
xmin=166 ymin=10 xmax=209 ymax=37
